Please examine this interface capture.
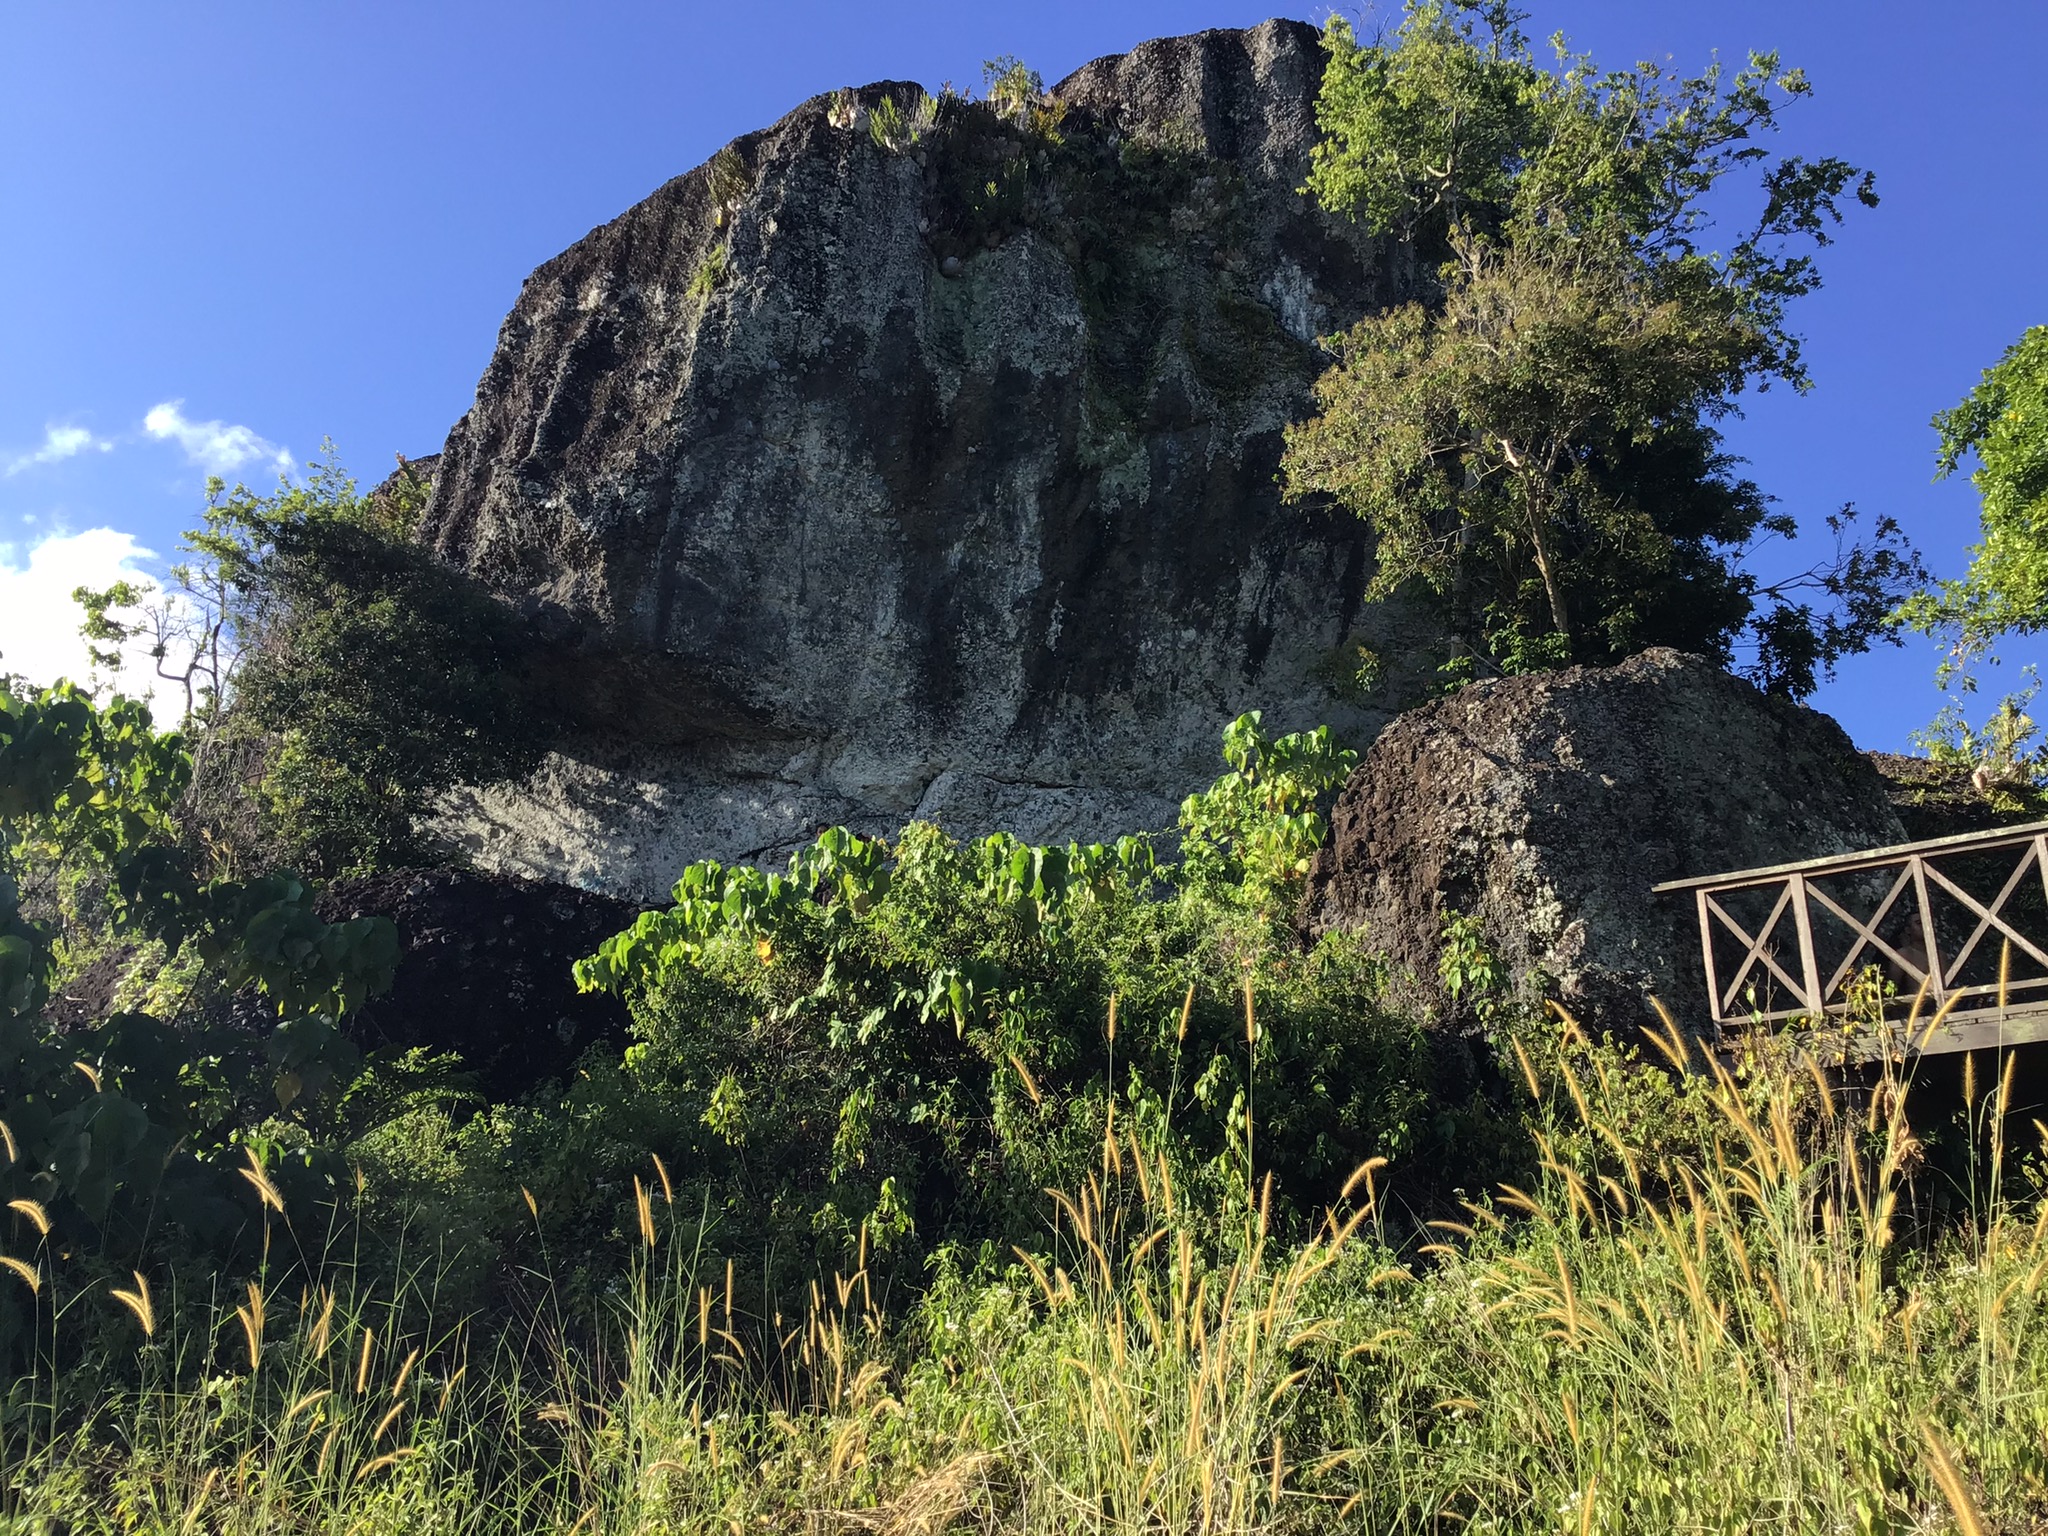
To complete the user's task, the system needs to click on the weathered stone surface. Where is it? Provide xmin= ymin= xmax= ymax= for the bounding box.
xmin=1301 ymin=650 xmax=1908 ymax=1031
xmin=1867 ymin=751 xmax=2048 ymax=841
xmin=420 ymin=20 xmax=1439 ymax=899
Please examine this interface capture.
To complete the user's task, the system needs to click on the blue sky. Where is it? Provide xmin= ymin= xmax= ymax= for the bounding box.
xmin=1 ymin=1 xmax=2042 ymax=748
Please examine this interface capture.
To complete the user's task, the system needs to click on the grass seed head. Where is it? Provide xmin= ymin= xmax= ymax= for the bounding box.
xmin=0 ymin=1255 xmax=40 ymax=1295
xmin=111 ymin=1270 xmax=155 ymax=1338
xmin=239 ymin=1148 xmax=285 ymax=1215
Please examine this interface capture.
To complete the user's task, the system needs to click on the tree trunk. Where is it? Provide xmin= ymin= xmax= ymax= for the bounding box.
xmin=1496 ymin=437 xmax=1574 ymax=656
xmin=1525 ymin=504 xmax=1573 ymax=651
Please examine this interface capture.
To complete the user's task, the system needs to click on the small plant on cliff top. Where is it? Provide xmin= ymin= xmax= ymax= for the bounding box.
xmin=868 ymin=91 xmax=936 ymax=153
xmin=706 ymin=144 xmax=749 ymax=227
xmin=1911 ymin=662 xmax=2048 ymax=793
xmin=688 ymin=243 xmax=730 ymax=298
xmin=982 ymin=56 xmax=1042 ymax=116
xmin=827 ymin=87 xmax=862 ymax=131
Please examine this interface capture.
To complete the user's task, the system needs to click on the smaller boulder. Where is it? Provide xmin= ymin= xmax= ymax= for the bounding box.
xmin=1301 ymin=650 xmax=1907 ymax=1031
xmin=1866 ymin=751 xmax=2048 ymax=841
xmin=316 ymin=868 xmax=644 ymax=1098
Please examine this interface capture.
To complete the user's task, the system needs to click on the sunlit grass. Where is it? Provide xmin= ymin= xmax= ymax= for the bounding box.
xmin=4 ymin=990 xmax=2045 ymax=1534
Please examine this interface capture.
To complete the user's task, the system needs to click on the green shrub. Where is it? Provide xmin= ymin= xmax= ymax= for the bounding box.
xmin=568 ymin=714 xmax=1520 ymax=1296
xmin=218 ymin=458 xmax=555 ymax=876
xmin=0 ymin=681 xmax=406 ymax=1355
xmin=77 ymin=452 xmax=555 ymax=879
xmin=686 ymin=244 xmax=728 ymax=298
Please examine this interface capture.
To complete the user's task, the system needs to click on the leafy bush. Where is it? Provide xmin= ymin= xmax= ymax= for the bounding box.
xmin=568 ymin=714 xmax=1519 ymax=1294
xmin=206 ymin=457 xmax=555 ymax=876
xmin=1900 ymin=323 xmax=2048 ymax=673
xmin=0 ymin=682 xmax=404 ymax=1358
xmin=75 ymin=452 xmax=555 ymax=879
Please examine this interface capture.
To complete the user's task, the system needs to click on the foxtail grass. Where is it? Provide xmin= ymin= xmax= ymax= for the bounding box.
xmin=4 ymin=988 xmax=2046 ymax=1532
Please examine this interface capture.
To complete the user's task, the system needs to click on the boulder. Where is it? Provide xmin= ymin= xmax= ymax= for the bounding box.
xmin=419 ymin=20 xmax=1442 ymax=900
xmin=314 ymin=869 xmax=642 ymax=1098
xmin=1301 ymin=650 xmax=1908 ymax=1032
xmin=1867 ymin=751 xmax=2048 ymax=841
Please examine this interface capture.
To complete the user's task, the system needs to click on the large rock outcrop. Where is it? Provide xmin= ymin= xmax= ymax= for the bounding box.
xmin=1301 ymin=650 xmax=1909 ymax=1031
xmin=421 ymin=20 xmax=1439 ymax=899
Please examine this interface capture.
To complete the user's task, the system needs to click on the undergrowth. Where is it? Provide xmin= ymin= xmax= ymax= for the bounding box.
xmin=2 ymin=997 xmax=2042 ymax=1534
xmin=8 ymin=616 xmax=2041 ymax=1533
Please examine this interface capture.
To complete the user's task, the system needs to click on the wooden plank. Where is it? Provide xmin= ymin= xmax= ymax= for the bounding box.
xmin=1913 ymin=855 xmax=1946 ymax=1007
xmin=1714 ymin=975 xmax=2048 ymax=1048
xmin=1696 ymin=888 xmax=1725 ymax=1029
xmin=1847 ymin=1005 xmax=2048 ymax=1061
xmin=1790 ymin=872 xmax=1824 ymax=1014
xmin=1650 ymin=819 xmax=2048 ymax=896
xmin=1716 ymin=1002 xmax=2048 ymax=1066
xmin=1908 ymin=976 xmax=2048 ymax=1006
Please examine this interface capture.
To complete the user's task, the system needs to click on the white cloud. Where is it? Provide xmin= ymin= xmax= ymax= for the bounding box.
xmin=0 ymin=527 xmax=189 ymax=714
xmin=143 ymin=401 xmax=293 ymax=477
xmin=4 ymin=423 xmax=113 ymax=476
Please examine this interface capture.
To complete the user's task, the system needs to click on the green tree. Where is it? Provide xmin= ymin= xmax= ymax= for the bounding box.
xmin=71 ymin=525 xmax=236 ymax=723
xmin=83 ymin=452 xmax=553 ymax=877
xmin=0 ymin=682 xmax=399 ymax=1275
xmin=1899 ymin=324 xmax=2048 ymax=670
xmin=1285 ymin=2 xmax=1920 ymax=692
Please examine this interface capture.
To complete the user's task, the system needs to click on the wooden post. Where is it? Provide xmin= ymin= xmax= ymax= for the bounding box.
xmin=1789 ymin=873 xmax=1824 ymax=1017
xmin=2036 ymin=836 xmax=2048 ymax=932
xmin=1911 ymin=855 xmax=1946 ymax=1004
xmin=1697 ymin=888 xmax=1724 ymax=1031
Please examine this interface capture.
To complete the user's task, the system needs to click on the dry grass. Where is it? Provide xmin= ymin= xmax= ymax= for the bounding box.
xmin=5 ymin=991 xmax=2046 ymax=1533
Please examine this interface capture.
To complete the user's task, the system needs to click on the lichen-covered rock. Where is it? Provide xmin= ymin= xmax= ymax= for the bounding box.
xmin=1301 ymin=650 xmax=1908 ymax=1031
xmin=420 ymin=20 xmax=1439 ymax=899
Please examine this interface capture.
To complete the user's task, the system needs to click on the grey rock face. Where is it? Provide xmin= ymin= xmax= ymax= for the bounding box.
xmin=1301 ymin=650 xmax=1908 ymax=1032
xmin=421 ymin=20 xmax=1437 ymax=900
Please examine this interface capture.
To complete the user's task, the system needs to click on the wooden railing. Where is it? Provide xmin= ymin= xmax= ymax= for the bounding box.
xmin=1652 ymin=821 xmax=2048 ymax=1056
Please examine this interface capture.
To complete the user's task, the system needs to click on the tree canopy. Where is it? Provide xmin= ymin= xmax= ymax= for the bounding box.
xmin=78 ymin=454 xmax=554 ymax=878
xmin=1899 ymin=324 xmax=2048 ymax=671
xmin=1284 ymin=1 xmax=1920 ymax=693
